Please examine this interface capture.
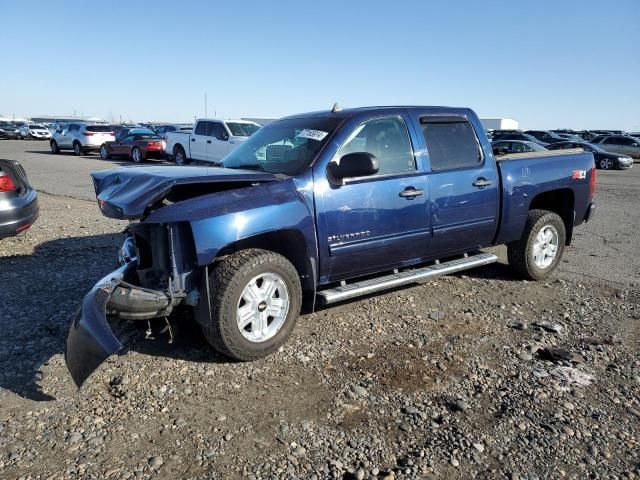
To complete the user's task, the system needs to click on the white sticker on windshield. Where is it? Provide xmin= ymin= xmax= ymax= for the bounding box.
xmin=296 ymin=129 xmax=328 ymax=141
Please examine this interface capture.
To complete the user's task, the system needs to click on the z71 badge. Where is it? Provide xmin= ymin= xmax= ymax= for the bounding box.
xmin=572 ymin=170 xmax=586 ymax=180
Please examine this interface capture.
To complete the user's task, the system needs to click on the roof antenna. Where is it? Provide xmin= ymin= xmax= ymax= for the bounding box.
xmin=332 ymin=102 xmax=342 ymax=113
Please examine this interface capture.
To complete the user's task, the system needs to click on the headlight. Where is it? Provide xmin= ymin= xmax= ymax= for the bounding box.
xmin=618 ymin=157 xmax=630 ymax=162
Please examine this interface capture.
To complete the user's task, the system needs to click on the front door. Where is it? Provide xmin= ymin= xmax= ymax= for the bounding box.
xmin=416 ymin=114 xmax=499 ymax=257
xmin=315 ymin=115 xmax=430 ymax=281
xmin=206 ymin=122 xmax=231 ymax=164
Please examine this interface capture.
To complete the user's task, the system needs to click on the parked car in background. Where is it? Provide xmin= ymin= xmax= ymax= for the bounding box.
xmin=547 ymin=141 xmax=633 ymax=170
xmin=154 ymin=124 xmax=193 ymax=141
xmin=64 ymin=105 xmax=597 ymax=387
xmin=19 ymin=124 xmax=52 ymax=140
xmin=629 ymin=132 xmax=640 ymax=139
xmin=492 ymin=140 xmax=547 ymax=155
xmin=573 ymin=131 xmax=599 ymax=142
xmin=0 ymin=121 xmax=19 ymax=139
xmin=524 ymin=130 xmax=566 ymax=144
xmin=165 ymin=119 xmax=261 ymax=165
xmin=0 ymin=159 xmax=38 ymax=239
xmin=99 ymin=128 xmax=166 ymax=163
xmin=492 ymin=132 xmax=549 ymax=146
xmin=50 ymin=123 xmax=115 ymax=155
xmin=591 ymin=135 xmax=640 ymax=159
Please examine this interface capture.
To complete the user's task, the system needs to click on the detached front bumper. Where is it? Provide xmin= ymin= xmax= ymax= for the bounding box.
xmin=65 ymin=261 xmax=173 ymax=387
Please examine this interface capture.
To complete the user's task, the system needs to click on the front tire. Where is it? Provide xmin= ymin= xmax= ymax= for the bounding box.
xmin=99 ymin=144 xmax=111 ymax=159
xmin=507 ymin=209 xmax=566 ymax=281
xmin=598 ymin=157 xmax=613 ymax=170
xmin=202 ymin=249 xmax=302 ymax=361
xmin=50 ymin=140 xmax=60 ymax=154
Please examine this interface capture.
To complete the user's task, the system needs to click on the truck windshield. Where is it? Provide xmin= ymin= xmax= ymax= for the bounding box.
xmin=223 ymin=117 xmax=341 ymax=175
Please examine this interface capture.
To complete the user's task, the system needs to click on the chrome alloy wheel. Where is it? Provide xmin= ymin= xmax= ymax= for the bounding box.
xmin=599 ymin=158 xmax=612 ymax=169
xmin=533 ymin=224 xmax=559 ymax=269
xmin=237 ymin=272 xmax=290 ymax=343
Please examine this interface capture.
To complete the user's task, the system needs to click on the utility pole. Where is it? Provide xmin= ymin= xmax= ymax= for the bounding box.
xmin=204 ymin=93 xmax=208 ymax=118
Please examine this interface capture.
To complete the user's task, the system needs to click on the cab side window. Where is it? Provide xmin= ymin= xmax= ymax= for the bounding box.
xmin=338 ymin=117 xmax=415 ymax=176
xmin=421 ymin=117 xmax=482 ymax=171
xmin=194 ymin=122 xmax=207 ymax=135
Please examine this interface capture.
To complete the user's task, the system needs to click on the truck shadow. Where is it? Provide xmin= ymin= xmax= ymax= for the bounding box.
xmin=0 ymin=233 xmax=221 ymax=402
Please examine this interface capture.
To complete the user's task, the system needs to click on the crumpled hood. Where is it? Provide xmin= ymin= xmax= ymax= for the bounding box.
xmin=92 ymin=165 xmax=278 ymax=219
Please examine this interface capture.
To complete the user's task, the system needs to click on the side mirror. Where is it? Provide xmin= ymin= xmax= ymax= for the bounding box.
xmin=328 ymin=152 xmax=379 ymax=180
xmin=220 ymin=131 xmax=229 ymax=141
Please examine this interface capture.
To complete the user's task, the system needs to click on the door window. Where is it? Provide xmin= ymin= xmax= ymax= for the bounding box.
xmin=420 ymin=117 xmax=482 ymax=171
xmin=207 ymin=122 xmax=228 ymax=140
xmin=338 ymin=116 xmax=415 ymax=176
xmin=194 ymin=122 xmax=207 ymax=135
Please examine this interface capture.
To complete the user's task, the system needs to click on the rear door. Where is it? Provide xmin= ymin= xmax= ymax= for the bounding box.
xmin=189 ymin=121 xmax=209 ymax=161
xmin=415 ymin=114 xmax=499 ymax=257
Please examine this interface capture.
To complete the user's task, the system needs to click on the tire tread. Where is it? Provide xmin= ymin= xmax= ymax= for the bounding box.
xmin=202 ymin=249 xmax=301 ymax=361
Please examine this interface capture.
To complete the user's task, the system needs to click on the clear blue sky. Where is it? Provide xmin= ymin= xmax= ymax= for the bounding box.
xmin=1 ymin=0 xmax=639 ymax=130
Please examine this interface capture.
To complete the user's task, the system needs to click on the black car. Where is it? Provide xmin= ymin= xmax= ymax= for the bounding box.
xmin=491 ymin=140 xmax=547 ymax=155
xmin=492 ymin=132 xmax=549 ymax=146
xmin=524 ymin=130 xmax=567 ymax=144
xmin=546 ymin=141 xmax=633 ymax=170
xmin=0 ymin=159 xmax=39 ymax=238
xmin=0 ymin=121 xmax=19 ymax=139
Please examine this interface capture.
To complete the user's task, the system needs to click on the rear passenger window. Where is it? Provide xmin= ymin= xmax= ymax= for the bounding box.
xmin=194 ymin=122 xmax=207 ymax=135
xmin=421 ymin=117 xmax=482 ymax=171
xmin=338 ymin=116 xmax=415 ymax=176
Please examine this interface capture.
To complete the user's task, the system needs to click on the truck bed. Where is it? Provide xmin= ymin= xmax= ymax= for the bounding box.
xmin=495 ymin=148 xmax=585 ymax=161
xmin=494 ymin=148 xmax=595 ymax=246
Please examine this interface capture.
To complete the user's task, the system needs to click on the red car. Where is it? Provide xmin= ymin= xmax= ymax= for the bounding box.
xmin=99 ymin=128 xmax=166 ymax=163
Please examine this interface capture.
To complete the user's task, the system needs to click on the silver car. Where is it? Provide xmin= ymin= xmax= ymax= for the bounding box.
xmin=19 ymin=124 xmax=52 ymax=140
xmin=50 ymin=123 xmax=115 ymax=155
xmin=592 ymin=135 xmax=640 ymax=159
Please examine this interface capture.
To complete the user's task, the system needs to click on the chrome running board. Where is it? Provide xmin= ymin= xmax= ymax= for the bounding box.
xmin=316 ymin=252 xmax=497 ymax=305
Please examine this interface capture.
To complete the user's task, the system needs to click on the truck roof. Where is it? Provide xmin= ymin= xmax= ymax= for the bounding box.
xmin=281 ymin=105 xmax=476 ymax=121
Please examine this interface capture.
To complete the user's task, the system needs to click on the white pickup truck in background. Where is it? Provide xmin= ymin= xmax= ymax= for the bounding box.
xmin=165 ymin=119 xmax=261 ymax=165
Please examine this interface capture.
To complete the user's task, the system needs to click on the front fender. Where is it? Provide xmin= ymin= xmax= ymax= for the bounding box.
xmin=144 ymin=178 xmax=317 ymax=268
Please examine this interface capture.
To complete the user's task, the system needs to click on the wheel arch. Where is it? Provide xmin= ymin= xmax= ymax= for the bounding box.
xmin=214 ymin=229 xmax=317 ymax=312
xmin=528 ymin=188 xmax=574 ymax=245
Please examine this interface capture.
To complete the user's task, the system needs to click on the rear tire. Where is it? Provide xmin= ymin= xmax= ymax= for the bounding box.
xmin=131 ymin=147 xmax=143 ymax=163
xmin=507 ymin=209 xmax=566 ymax=281
xmin=202 ymin=249 xmax=302 ymax=361
xmin=73 ymin=141 xmax=82 ymax=156
xmin=50 ymin=140 xmax=60 ymax=154
xmin=174 ymin=146 xmax=188 ymax=165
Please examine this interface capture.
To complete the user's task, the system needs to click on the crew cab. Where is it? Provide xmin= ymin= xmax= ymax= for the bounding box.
xmin=165 ymin=119 xmax=261 ymax=165
xmin=65 ymin=106 xmax=596 ymax=387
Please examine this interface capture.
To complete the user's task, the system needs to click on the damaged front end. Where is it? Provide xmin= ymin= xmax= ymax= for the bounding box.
xmin=65 ymin=222 xmax=199 ymax=387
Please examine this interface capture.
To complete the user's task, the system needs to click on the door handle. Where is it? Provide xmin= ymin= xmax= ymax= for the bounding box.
xmin=473 ymin=178 xmax=493 ymax=188
xmin=399 ymin=188 xmax=424 ymax=198
xmin=191 ymin=138 xmax=196 ymax=142
xmin=207 ymin=140 xmax=212 ymax=144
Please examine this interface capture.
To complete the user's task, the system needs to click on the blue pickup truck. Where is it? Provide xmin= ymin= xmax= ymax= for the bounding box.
xmin=66 ymin=106 xmax=596 ymax=386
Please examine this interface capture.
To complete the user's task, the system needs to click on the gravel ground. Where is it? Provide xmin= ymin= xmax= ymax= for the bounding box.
xmin=0 ymin=142 xmax=639 ymax=480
